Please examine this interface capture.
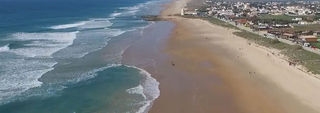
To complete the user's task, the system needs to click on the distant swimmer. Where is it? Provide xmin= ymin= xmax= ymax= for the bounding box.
xmin=171 ymin=61 xmax=175 ymax=66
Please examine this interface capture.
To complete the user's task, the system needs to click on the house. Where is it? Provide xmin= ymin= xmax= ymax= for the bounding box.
xmin=282 ymin=33 xmax=295 ymax=39
xmin=181 ymin=8 xmax=185 ymax=16
xmin=252 ymin=23 xmax=270 ymax=31
xmin=258 ymin=9 xmax=269 ymax=15
xmin=235 ymin=19 xmax=248 ymax=25
xmin=298 ymin=21 xmax=312 ymax=25
xmin=181 ymin=8 xmax=198 ymax=16
xmin=217 ymin=10 xmax=234 ymax=18
xmin=299 ymin=35 xmax=319 ymax=43
xmin=253 ymin=25 xmax=269 ymax=31
xmin=265 ymin=33 xmax=277 ymax=39
xmin=272 ymin=24 xmax=290 ymax=28
xmin=292 ymin=17 xmax=303 ymax=21
xmin=301 ymin=31 xmax=314 ymax=35
xmin=313 ymin=31 xmax=320 ymax=36
xmin=268 ymin=30 xmax=282 ymax=38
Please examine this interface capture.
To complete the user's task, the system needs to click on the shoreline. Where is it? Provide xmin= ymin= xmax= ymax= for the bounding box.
xmin=123 ymin=0 xmax=320 ymax=112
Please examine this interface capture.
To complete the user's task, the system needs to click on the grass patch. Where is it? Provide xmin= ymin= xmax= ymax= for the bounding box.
xmin=311 ymin=42 xmax=320 ymax=49
xmin=258 ymin=15 xmax=317 ymax=24
xmin=315 ymin=15 xmax=320 ymax=20
xmin=233 ymin=30 xmax=291 ymax=49
xmin=259 ymin=15 xmax=294 ymax=21
xmin=181 ymin=16 xmax=239 ymax=30
xmin=202 ymin=17 xmax=239 ymax=30
xmin=258 ymin=14 xmax=295 ymax=24
xmin=233 ymin=30 xmax=320 ymax=74
xmin=293 ymin=24 xmax=320 ymax=31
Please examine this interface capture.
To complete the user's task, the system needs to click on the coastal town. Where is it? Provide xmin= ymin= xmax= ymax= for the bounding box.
xmin=181 ymin=0 xmax=320 ymax=54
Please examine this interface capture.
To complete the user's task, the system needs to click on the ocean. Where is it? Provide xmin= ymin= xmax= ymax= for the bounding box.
xmin=0 ymin=0 xmax=171 ymax=112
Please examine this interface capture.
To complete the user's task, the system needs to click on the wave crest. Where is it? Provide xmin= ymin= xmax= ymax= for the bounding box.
xmin=0 ymin=44 xmax=10 ymax=52
xmin=10 ymin=31 xmax=78 ymax=57
xmin=126 ymin=65 xmax=160 ymax=113
xmin=49 ymin=19 xmax=113 ymax=30
xmin=82 ymin=64 xmax=160 ymax=113
xmin=50 ymin=21 xmax=88 ymax=29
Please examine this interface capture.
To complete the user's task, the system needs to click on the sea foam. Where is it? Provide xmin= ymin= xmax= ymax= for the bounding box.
xmin=117 ymin=0 xmax=159 ymax=16
xmin=0 ymin=58 xmax=57 ymax=104
xmin=80 ymin=64 xmax=160 ymax=113
xmin=78 ymin=19 xmax=112 ymax=29
xmin=50 ymin=21 xmax=88 ymax=29
xmin=10 ymin=31 xmax=78 ymax=57
xmin=126 ymin=65 xmax=160 ymax=113
xmin=110 ymin=12 xmax=122 ymax=18
xmin=0 ymin=31 xmax=79 ymax=103
xmin=49 ymin=19 xmax=112 ymax=30
xmin=0 ymin=44 xmax=10 ymax=52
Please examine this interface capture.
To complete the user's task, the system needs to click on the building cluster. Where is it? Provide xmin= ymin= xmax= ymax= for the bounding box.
xmin=181 ymin=1 xmax=320 ymax=49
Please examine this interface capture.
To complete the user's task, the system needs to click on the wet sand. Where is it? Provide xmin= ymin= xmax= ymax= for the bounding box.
xmin=122 ymin=22 xmax=243 ymax=113
xmin=122 ymin=0 xmax=320 ymax=112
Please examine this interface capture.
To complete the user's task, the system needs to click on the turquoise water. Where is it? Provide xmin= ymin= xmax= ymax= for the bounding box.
xmin=0 ymin=0 xmax=169 ymax=112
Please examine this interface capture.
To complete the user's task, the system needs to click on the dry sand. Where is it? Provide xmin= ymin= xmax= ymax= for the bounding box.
xmin=123 ymin=0 xmax=320 ymax=112
xmin=164 ymin=17 xmax=320 ymax=113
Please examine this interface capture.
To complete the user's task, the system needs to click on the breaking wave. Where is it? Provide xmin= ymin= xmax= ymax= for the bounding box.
xmin=49 ymin=21 xmax=88 ymax=29
xmin=126 ymin=65 xmax=160 ymax=113
xmin=0 ymin=44 xmax=9 ymax=52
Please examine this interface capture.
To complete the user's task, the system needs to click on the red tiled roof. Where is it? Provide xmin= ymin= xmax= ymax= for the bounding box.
xmin=235 ymin=19 xmax=248 ymax=24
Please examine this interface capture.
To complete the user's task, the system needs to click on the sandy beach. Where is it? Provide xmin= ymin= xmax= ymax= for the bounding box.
xmin=123 ymin=0 xmax=320 ymax=112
